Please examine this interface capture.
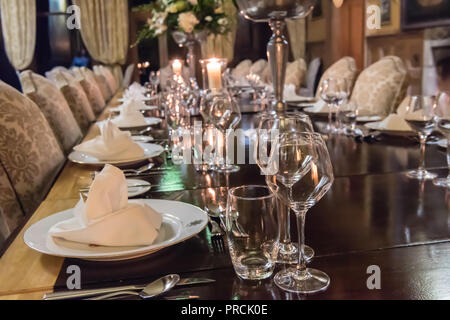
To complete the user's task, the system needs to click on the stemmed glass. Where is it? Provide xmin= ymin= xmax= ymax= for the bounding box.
xmin=341 ymin=101 xmax=359 ymax=136
xmin=208 ymin=89 xmax=242 ymax=173
xmin=319 ymin=78 xmax=350 ymax=134
xmin=404 ymin=96 xmax=437 ymax=180
xmin=247 ymin=73 xmax=264 ymax=105
xmin=267 ymin=132 xmax=334 ymax=294
xmin=433 ymin=92 xmax=450 ymax=188
xmin=149 ymin=71 xmax=160 ymax=96
xmin=255 ymin=112 xmax=315 ymax=264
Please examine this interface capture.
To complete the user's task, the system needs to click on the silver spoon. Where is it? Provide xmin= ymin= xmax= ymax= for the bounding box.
xmin=122 ymin=163 xmax=155 ymax=175
xmin=88 ymin=274 xmax=180 ymax=300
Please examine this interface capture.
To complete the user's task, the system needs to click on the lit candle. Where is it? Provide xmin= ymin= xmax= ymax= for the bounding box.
xmin=172 ymin=59 xmax=183 ymax=76
xmin=207 ymin=59 xmax=223 ymax=90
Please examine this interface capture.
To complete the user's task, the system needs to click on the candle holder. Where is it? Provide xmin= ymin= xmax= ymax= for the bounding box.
xmin=235 ymin=0 xmax=317 ymax=113
xmin=199 ymin=58 xmax=228 ymax=90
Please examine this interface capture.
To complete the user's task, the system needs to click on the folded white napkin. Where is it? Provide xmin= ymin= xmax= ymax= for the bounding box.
xmin=249 ymin=59 xmax=268 ymax=76
xmin=112 ymin=100 xmax=148 ymax=127
xmin=284 ymin=84 xmax=313 ymax=101
xmin=117 ymin=98 xmax=146 ymax=112
xmin=49 ymin=165 xmax=162 ymax=247
xmin=232 ymin=60 xmax=252 ymax=79
xmin=74 ymin=120 xmax=144 ymax=160
xmin=374 ymin=114 xmax=412 ymax=131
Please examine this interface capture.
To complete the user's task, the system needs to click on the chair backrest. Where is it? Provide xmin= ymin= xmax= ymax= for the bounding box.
xmin=305 ymin=57 xmax=322 ymax=91
xmin=0 ymin=163 xmax=25 ymax=246
xmin=122 ymin=64 xmax=135 ymax=88
xmin=94 ymin=65 xmax=118 ymax=96
xmin=316 ymin=57 xmax=358 ymax=99
xmin=285 ymin=58 xmax=307 ymax=90
xmin=19 ymin=71 xmax=82 ymax=154
xmin=72 ymin=67 xmax=106 ymax=115
xmin=0 ymin=81 xmax=65 ymax=215
xmin=350 ymin=56 xmax=409 ymax=116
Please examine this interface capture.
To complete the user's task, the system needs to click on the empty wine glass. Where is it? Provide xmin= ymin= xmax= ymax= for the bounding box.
xmin=267 ymin=132 xmax=334 ymax=294
xmin=433 ymin=92 xmax=450 ymax=188
xmin=208 ymin=89 xmax=242 ymax=173
xmin=341 ymin=101 xmax=359 ymax=136
xmin=255 ymin=112 xmax=315 ymax=264
xmin=319 ymin=78 xmax=350 ymax=134
xmin=149 ymin=71 xmax=160 ymax=96
xmin=404 ymin=96 xmax=437 ymax=180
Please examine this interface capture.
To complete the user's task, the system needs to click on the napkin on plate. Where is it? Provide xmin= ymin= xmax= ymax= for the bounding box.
xmin=48 ymin=165 xmax=162 ymax=247
xmin=112 ymin=100 xmax=148 ymax=127
xmin=370 ymin=114 xmax=412 ymax=131
xmin=284 ymin=84 xmax=314 ymax=102
xmin=74 ymin=120 xmax=144 ymax=160
xmin=117 ymin=98 xmax=146 ymax=112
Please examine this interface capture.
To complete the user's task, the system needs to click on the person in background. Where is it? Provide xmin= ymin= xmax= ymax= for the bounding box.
xmin=72 ymin=49 xmax=91 ymax=68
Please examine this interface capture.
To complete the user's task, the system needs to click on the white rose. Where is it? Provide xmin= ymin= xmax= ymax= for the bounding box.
xmin=178 ymin=11 xmax=199 ymax=33
xmin=215 ymin=6 xmax=224 ymax=14
xmin=188 ymin=0 xmax=198 ymax=5
xmin=218 ymin=18 xmax=228 ymax=25
xmin=167 ymin=4 xmax=178 ymax=13
xmin=205 ymin=16 xmax=213 ymax=22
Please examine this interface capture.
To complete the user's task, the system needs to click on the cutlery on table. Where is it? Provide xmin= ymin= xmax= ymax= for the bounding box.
xmin=43 ymin=276 xmax=215 ymax=300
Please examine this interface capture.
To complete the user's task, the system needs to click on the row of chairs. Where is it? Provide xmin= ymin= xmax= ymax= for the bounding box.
xmin=0 ymin=64 xmax=126 ymax=247
xmin=233 ymin=55 xmax=409 ymax=116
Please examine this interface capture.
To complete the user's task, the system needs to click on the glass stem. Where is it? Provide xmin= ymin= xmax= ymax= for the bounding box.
xmin=418 ymin=133 xmax=427 ymax=172
xmin=295 ymin=208 xmax=308 ymax=275
xmin=327 ymin=103 xmax=333 ymax=132
xmin=446 ymin=136 xmax=450 ymax=179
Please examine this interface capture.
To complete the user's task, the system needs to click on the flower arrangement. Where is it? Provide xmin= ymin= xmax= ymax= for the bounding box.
xmin=133 ymin=0 xmax=233 ymax=45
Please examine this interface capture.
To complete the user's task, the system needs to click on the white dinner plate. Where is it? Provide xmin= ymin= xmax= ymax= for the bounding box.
xmin=109 ymin=105 xmax=158 ymax=113
xmin=303 ymin=106 xmax=334 ymax=116
xmin=364 ymin=122 xmax=415 ymax=136
xmin=437 ymin=139 xmax=447 ymax=149
xmin=126 ymin=179 xmax=152 ymax=198
xmin=68 ymin=142 xmax=164 ymax=167
xmin=285 ymin=97 xmax=316 ymax=103
xmin=132 ymin=135 xmax=154 ymax=143
xmin=356 ymin=116 xmax=383 ymax=123
xmin=23 ymin=199 xmax=208 ymax=261
xmin=96 ymin=117 xmax=162 ymax=130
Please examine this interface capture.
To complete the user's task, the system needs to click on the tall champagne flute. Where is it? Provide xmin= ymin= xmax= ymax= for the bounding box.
xmin=267 ymin=132 xmax=334 ymax=294
xmin=404 ymin=96 xmax=437 ymax=180
xmin=319 ymin=78 xmax=350 ymax=134
xmin=208 ymin=89 xmax=242 ymax=173
xmin=433 ymin=92 xmax=450 ymax=188
xmin=255 ymin=112 xmax=315 ymax=264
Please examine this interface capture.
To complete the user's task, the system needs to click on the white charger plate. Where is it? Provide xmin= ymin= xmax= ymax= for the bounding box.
xmin=68 ymin=142 xmax=164 ymax=167
xmin=356 ymin=116 xmax=383 ymax=123
xmin=109 ymin=105 xmax=158 ymax=113
xmin=132 ymin=135 xmax=154 ymax=143
xmin=304 ymin=106 xmax=334 ymax=116
xmin=364 ymin=122 xmax=415 ymax=136
xmin=23 ymin=199 xmax=208 ymax=261
xmin=437 ymin=139 xmax=447 ymax=149
xmin=96 ymin=117 xmax=162 ymax=130
xmin=126 ymin=179 xmax=152 ymax=198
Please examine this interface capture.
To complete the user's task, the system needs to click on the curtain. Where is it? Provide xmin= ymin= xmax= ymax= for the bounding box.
xmin=201 ymin=0 xmax=237 ymax=62
xmin=286 ymin=18 xmax=306 ymax=60
xmin=73 ymin=0 xmax=129 ymax=85
xmin=0 ymin=0 xmax=36 ymax=70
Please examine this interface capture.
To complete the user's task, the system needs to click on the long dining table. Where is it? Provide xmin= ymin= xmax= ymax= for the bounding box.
xmin=0 ymin=92 xmax=449 ymax=300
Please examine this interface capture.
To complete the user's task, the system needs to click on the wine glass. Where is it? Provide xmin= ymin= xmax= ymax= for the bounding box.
xmin=267 ymin=132 xmax=334 ymax=294
xmin=433 ymin=92 xmax=450 ymax=188
xmin=319 ymin=78 xmax=350 ymax=134
xmin=255 ymin=112 xmax=315 ymax=264
xmin=149 ymin=71 xmax=160 ymax=96
xmin=404 ymin=96 xmax=437 ymax=180
xmin=341 ymin=101 xmax=359 ymax=136
xmin=208 ymin=89 xmax=242 ymax=173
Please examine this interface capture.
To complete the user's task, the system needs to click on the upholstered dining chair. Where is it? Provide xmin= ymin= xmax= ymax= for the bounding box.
xmin=122 ymin=64 xmax=135 ymax=88
xmin=53 ymin=71 xmax=96 ymax=133
xmin=71 ymin=67 xmax=106 ymax=115
xmin=249 ymin=59 xmax=268 ymax=77
xmin=315 ymin=56 xmax=359 ymax=99
xmin=91 ymin=67 xmax=113 ymax=101
xmin=94 ymin=65 xmax=117 ymax=97
xmin=299 ymin=57 xmax=322 ymax=97
xmin=0 ymin=163 xmax=25 ymax=246
xmin=350 ymin=56 xmax=409 ymax=116
xmin=285 ymin=58 xmax=307 ymax=90
xmin=19 ymin=71 xmax=83 ymax=154
xmin=0 ymin=81 xmax=65 ymax=216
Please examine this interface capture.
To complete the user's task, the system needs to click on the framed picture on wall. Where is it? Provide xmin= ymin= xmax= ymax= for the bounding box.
xmin=366 ymin=0 xmax=401 ymax=37
xmin=401 ymin=0 xmax=450 ymax=30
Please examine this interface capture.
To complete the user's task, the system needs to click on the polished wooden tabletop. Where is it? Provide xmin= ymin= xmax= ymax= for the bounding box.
xmin=0 ymin=93 xmax=449 ymax=300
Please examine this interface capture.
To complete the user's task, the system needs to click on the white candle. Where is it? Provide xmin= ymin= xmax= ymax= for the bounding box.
xmin=172 ymin=59 xmax=183 ymax=76
xmin=207 ymin=59 xmax=223 ymax=90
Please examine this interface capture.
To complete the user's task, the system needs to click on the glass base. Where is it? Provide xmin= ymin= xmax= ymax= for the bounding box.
xmin=274 ymin=267 xmax=330 ymax=294
xmin=277 ymin=243 xmax=314 ymax=264
xmin=405 ymin=169 xmax=437 ymax=180
xmin=433 ymin=177 xmax=450 ymax=188
xmin=215 ymin=165 xmax=240 ymax=173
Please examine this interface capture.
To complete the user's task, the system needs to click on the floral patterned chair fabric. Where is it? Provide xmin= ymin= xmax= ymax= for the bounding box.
xmin=285 ymin=58 xmax=307 ymax=90
xmin=79 ymin=67 xmax=111 ymax=102
xmin=316 ymin=57 xmax=359 ymax=99
xmin=0 ymin=163 xmax=25 ymax=245
xmin=72 ymin=67 xmax=106 ymax=114
xmin=53 ymin=71 xmax=96 ymax=133
xmin=94 ymin=65 xmax=117 ymax=98
xmin=19 ymin=71 xmax=82 ymax=154
xmin=0 ymin=81 xmax=65 ymax=215
xmin=350 ymin=56 xmax=409 ymax=116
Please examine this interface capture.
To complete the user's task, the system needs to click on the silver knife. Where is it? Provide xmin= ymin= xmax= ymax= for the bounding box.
xmin=43 ymin=278 xmax=215 ymax=300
